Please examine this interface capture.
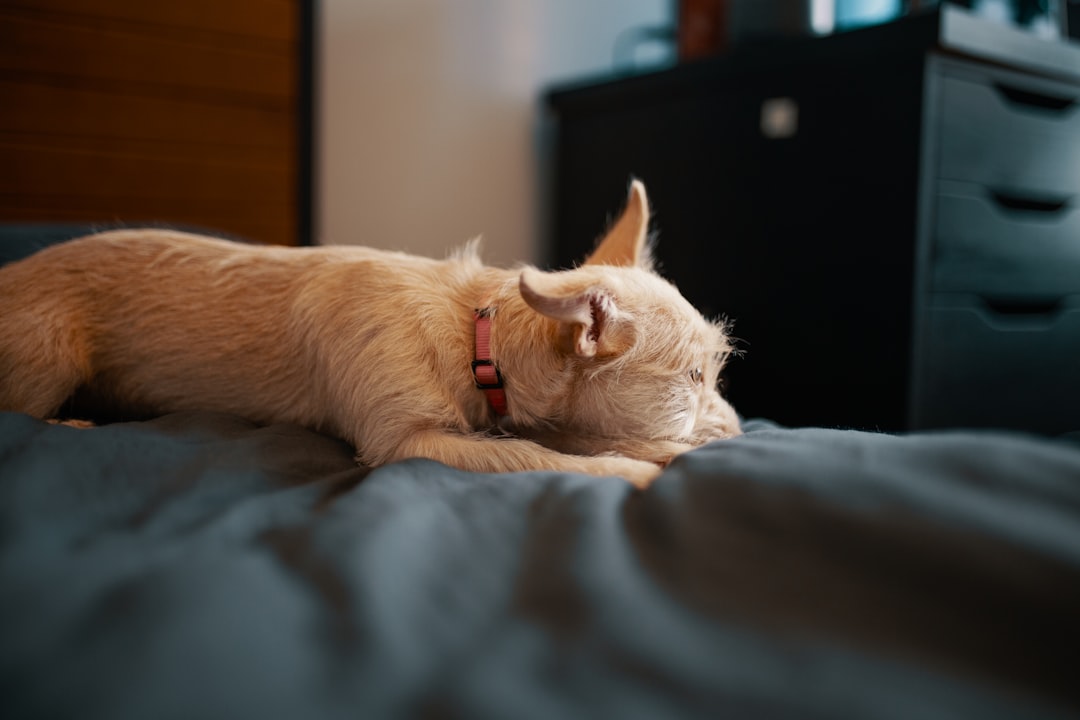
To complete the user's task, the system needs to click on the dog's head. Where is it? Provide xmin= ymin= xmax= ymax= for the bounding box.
xmin=504 ymin=180 xmax=740 ymax=463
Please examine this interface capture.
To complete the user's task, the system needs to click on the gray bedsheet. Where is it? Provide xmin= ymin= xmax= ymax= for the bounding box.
xmin=1 ymin=411 xmax=1078 ymax=719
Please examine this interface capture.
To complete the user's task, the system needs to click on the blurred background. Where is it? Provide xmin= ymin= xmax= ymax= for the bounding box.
xmin=0 ymin=0 xmax=675 ymax=261
xmin=320 ymin=0 xmax=672 ymax=265
xmin=2 ymin=0 xmax=1075 ymax=259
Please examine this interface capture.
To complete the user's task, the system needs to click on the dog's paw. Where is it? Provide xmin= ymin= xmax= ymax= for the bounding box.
xmin=46 ymin=418 xmax=97 ymax=429
xmin=600 ymin=456 xmax=663 ymax=490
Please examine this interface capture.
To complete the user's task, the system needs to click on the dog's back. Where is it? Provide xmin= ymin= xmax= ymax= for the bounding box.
xmin=0 ymin=230 xmax=484 ymax=430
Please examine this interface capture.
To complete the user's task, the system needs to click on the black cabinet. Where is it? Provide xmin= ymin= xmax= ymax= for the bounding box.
xmin=545 ymin=6 xmax=1080 ymax=434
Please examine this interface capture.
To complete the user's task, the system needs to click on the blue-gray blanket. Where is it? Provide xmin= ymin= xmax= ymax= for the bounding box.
xmin=2 ymin=411 xmax=1079 ymax=719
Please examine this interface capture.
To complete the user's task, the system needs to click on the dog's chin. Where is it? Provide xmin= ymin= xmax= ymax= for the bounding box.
xmin=685 ymin=426 xmax=740 ymax=448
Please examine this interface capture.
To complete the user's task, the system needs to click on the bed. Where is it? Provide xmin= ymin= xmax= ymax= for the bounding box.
xmin=2 ymin=408 xmax=1079 ymax=720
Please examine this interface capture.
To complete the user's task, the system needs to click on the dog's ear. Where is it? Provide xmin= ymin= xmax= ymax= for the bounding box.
xmin=584 ymin=179 xmax=653 ymax=269
xmin=518 ymin=268 xmax=632 ymax=358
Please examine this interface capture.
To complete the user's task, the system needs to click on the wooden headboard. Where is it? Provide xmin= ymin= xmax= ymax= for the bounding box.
xmin=0 ymin=0 xmax=314 ymax=246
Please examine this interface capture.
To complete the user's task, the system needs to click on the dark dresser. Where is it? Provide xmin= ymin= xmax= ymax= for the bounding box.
xmin=545 ymin=6 xmax=1080 ymax=434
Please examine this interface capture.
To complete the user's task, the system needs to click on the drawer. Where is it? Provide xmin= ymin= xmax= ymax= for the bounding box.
xmin=911 ymin=294 xmax=1080 ymax=434
xmin=931 ymin=182 xmax=1080 ymax=297
xmin=937 ymin=70 xmax=1080 ymax=192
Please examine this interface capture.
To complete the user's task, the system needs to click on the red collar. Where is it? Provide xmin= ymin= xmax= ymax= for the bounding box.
xmin=473 ymin=308 xmax=508 ymax=416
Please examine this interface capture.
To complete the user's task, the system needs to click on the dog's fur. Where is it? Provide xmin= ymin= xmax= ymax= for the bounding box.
xmin=0 ymin=181 xmax=739 ymax=487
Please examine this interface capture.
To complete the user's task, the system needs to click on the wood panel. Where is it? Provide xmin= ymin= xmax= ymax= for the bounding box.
xmin=2 ymin=0 xmax=295 ymax=43
xmin=0 ymin=0 xmax=308 ymax=246
xmin=0 ymin=81 xmax=290 ymax=152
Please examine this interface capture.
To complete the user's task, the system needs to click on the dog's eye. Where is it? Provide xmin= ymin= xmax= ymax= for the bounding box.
xmin=689 ymin=368 xmax=703 ymax=385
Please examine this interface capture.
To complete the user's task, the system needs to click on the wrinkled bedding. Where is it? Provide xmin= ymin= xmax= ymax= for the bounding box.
xmin=1 ymin=410 xmax=1079 ymax=719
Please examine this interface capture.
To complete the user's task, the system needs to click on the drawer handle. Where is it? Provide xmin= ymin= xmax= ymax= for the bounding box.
xmin=983 ymin=296 xmax=1063 ymax=318
xmin=992 ymin=83 xmax=1077 ymax=113
xmin=989 ymin=190 xmax=1072 ymax=215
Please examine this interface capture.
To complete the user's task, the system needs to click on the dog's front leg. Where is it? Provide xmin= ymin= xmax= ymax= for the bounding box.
xmin=385 ymin=430 xmax=663 ymax=489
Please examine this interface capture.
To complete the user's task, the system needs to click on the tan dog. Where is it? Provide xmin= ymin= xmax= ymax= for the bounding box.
xmin=0 ymin=181 xmax=739 ymax=487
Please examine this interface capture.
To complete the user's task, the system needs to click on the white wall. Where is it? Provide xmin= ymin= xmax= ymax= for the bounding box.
xmin=318 ymin=0 xmax=673 ymax=265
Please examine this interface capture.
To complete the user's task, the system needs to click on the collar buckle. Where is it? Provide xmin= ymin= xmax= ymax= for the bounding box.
xmin=471 ymin=359 xmax=504 ymax=390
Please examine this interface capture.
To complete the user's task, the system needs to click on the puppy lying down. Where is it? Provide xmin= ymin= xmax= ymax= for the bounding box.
xmin=0 ymin=181 xmax=739 ymax=488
